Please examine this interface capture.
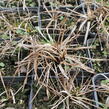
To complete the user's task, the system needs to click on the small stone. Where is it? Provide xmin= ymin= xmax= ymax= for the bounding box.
xmin=5 ymin=107 xmax=15 ymax=109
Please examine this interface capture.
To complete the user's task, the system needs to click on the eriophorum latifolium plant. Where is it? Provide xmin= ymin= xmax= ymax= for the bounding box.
xmin=15 ymin=29 xmax=96 ymax=109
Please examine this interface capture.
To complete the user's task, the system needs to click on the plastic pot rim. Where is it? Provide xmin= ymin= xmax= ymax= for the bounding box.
xmin=92 ymin=72 xmax=109 ymax=108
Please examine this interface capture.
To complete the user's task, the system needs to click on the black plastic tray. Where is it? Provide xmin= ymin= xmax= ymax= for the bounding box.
xmin=0 ymin=3 xmax=99 ymax=13
xmin=0 ymin=6 xmax=75 ymax=13
xmin=0 ymin=75 xmax=32 ymax=84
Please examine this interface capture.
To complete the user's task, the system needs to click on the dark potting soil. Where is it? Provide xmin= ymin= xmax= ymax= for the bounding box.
xmin=0 ymin=83 xmax=30 ymax=109
xmin=90 ymin=39 xmax=109 ymax=72
xmin=0 ymin=55 xmax=17 ymax=76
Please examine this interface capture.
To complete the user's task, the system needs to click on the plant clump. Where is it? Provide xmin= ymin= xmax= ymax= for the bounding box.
xmin=0 ymin=0 xmax=109 ymax=109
